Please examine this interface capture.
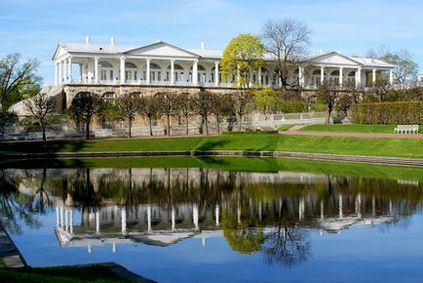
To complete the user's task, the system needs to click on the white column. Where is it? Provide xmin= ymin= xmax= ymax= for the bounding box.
xmin=54 ymin=62 xmax=58 ymax=86
xmin=389 ymin=70 xmax=393 ymax=85
xmin=121 ymin=207 xmax=127 ymax=235
xmin=95 ymin=211 xmax=100 ymax=234
xmin=372 ymin=68 xmax=377 ymax=83
xmin=320 ymin=200 xmax=324 ymax=221
xmin=147 ymin=205 xmax=152 ymax=232
xmin=170 ymin=59 xmax=175 ymax=85
xmin=63 ymin=60 xmax=67 ymax=84
xmin=56 ymin=206 xmax=60 ymax=226
xmin=192 ymin=60 xmax=198 ymax=86
xmin=339 ymin=67 xmax=343 ymax=87
xmin=146 ymin=58 xmax=151 ymax=84
xmin=59 ymin=61 xmax=63 ymax=85
xmin=79 ymin=64 xmax=83 ymax=83
xmin=356 ymin=67 xmax=362 ymax=87
xmin=320 ymin=66 xmax=325 ymax=84
xmin=299 ymin=198 xmax=305 ymax=221
xmin=112 ymin=243 xmax=117 ymax=253
xmin=94 ymin=57 xmax=99 ymax=84
xmin=339 ymin=194 xmax=343 ymax=219
xmin=120 ymin=56 xmax=126 ymax=83
xmin=214 ymin=61 xmax=219 ymax=87
xmin=356 ymin=193 xmax=362 ymax=218
xmin=258 ymin=67 xmax=262 ymax=85
xmin=60 ymin=205 xmax=64 ymax=227
xmin=258 ymin=201 xmax=262 ymax=221
xmin=299 ymin=66 xmax=305 ymax=87
xmin=193 ymin=204 xmax=199 ymax=230
xmin=65 ymin=208 xmax=69 ymax=232
xmin=171 ymin=206 xmax=176 ymax=230
xmin=68 ymin=57 xmax=72 ymax=83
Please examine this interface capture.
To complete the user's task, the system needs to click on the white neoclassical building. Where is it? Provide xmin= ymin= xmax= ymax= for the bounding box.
xmin=52 ymin=36 xmax=395 ymax=90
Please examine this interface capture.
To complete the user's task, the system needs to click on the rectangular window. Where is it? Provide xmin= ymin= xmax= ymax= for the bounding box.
xmin=100 ymin=70 xmax=107 ymax=80
xmin=110 ymin=70 xmax=113 ymax=81
xmin=134 ymin=71 xmax=138 ymax=81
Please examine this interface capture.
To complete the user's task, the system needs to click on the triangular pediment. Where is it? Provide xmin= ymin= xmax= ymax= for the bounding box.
xmin=307 ymin=52 xmax=361 ymax=66
xmin=124 ymin=42 xmax=199 ymax=58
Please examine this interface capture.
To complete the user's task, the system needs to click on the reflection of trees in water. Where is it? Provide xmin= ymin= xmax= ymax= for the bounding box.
xmin=26 ymin=168 xmax=53 ymax=215
xmin=262 ymin=224 xmax=310 ymax=267
xmin=0 ymin=169 xmax=41 ymax=234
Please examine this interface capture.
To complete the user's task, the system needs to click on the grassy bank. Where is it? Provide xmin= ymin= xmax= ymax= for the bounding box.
xmin=300 ymin=124 xmax=423 ymax=133
xmin=0 ymin=265 xmax=132 ymax=283
xmin=2 ymin=156 xmax=423 ymax=182
xmin=1 ymin=132 xmax=423 ymax=158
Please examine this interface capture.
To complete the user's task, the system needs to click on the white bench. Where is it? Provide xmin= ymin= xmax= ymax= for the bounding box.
xmin=394 ymin=125 xmax=419 ymax=134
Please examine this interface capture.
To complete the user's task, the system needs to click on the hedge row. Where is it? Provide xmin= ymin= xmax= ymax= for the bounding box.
xmin=351 ymin=101 xmax=422 ymax=124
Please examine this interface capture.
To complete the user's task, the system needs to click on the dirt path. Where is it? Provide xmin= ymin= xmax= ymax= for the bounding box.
xmin=281 ymin=130 xmax=423 ymax=139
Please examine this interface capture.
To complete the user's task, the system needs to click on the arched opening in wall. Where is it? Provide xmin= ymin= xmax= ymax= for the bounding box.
xmin=99 ymin=61 xmax=114 ymax=83
xmin=190 ymin=65 xmax=207 ymax=83
xmin=166 ymin=63 xmax=184 ymax=82
xmin=148 ymin=63 xmax=162 ymax=82
xmin=330 ymin=70 xmax=340 ymax=85
xmin=260 ymin=67 xmax=270 ymax=85
xmin=312 ymin=69 xmax=325 ymax=86
xmin=347 ymin=70 xmax=356 ymax=85
xmin=125 ymin=62 xmax=138 ymax=83
xmin=101 ymin=92 xmax=116 ymax=129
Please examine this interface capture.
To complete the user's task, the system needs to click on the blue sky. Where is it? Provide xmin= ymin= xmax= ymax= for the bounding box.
xmin=1 ymin=0 xmax=422 ymax=85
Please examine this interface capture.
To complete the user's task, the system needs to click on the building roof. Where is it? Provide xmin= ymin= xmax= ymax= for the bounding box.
xmin=53 ymin=39 xmax=395 ymax=69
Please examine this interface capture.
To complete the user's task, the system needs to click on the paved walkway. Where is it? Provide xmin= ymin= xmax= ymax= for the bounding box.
xmin=0 ymin=227 xmax=26 ymax=268
xmin=281 ymin=130 xmax=423 ymax=139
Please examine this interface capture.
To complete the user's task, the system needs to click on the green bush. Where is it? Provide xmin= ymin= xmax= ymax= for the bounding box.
xmin=351 ymin=101 xmax=422 ymax=124
xmin=277 ymin=100 xmax=307 ymax=113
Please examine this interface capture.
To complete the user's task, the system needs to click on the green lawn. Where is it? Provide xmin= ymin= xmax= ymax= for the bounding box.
xmin=1 ymin=132 xmax=423 ymax=158
xmin=0 ymin=265 xmax=132 ymax=283
xmin=300 ymin=124 xmax=422 ymax=133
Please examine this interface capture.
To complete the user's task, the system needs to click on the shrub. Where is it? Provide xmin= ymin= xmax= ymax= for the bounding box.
xmin=351 ymin=101 xmax=422 ymax=124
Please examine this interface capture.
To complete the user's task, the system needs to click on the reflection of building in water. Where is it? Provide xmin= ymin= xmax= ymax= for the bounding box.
xmin=10 ymin=167 xmax=412 ymax=253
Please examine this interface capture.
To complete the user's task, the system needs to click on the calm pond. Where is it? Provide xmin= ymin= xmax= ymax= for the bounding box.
xmin=2 ymin=157 xmax=423 ymax=282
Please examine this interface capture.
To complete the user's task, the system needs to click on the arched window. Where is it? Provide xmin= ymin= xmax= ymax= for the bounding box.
xmin=125 ymin=62 xmax=137 ymax=68
xmin=261 ymin=67 xmax=269 ymax=73
xmin=102 ymin=92 xmax=115 ymax=103
xmin=330 ymin=70 xmax=340 ymax=76
xmin=167 ymin=64 xmax=184 ymax=70
xmin=312 ymin=69 xmax=321 ymax=75
xmin=150 ymin=63 xmax=161 ymax=69
xmin=99 ymin=61 xmax=113 ymax=68
xmin=348 ymin=71 xmax=356 ymax=77
xmin=191 ymin=65 xmax=206 ymax=71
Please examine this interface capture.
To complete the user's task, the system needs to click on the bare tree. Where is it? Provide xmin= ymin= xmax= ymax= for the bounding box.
xmin=24 ymin=92 xmax=55 ymax=141
xmin=192 ymin=90 xmax=215 ymax=135
xmin=317 ymin=82 xmax=341 ymax=124
xmin=370 ymin=79 xmax=391 ymax=102
xmin=231 ymin=91 xmax=253 ymax=131
xmin=262 ymin=19 xmax=312 ymax=89
xmin=210 ymin=93 xmax=231 ymax=134
xmin=0 ymin=53 xmax=42 ymax=111
xmin=176 ymin=92 xmax=194 ymax=135
xmin=116 ymin=92 xmax=142 ymax=138
xmin=139 ymin=95 xmax=160 ymax=136
xmin=69 ymin=92 xmax=104 ymax=140
xmin=156 ymin=92 xmax=178 ymax=136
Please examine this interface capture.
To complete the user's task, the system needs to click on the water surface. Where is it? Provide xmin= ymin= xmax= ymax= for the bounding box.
xmin=1 ymin=157 xmax=423 ymax=282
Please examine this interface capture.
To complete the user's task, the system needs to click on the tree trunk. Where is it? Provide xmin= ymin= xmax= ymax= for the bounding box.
xmin=148 ymin=117 xmax=153 ymax=136
xmin=238 ymin=114 xmax=243 ymax=131
xmin=40 ymin=121 xmax=46 ymax=141
xmin=128 ymin=117 xmax=132 ymax=138
xmin=216 ymin=114 xmax=220 ymax=134
xmin=166 ymin=114 xmax=170 ymax=136
xmin=185 ymin=116 xmax=189 ymax=135
xmin=86 ymin=121 xmax=90 ymax=140
xmin=205 ymin=116 xmax=209 ymax=135
xmin=326 ymin=109 xmax=332 ymax=124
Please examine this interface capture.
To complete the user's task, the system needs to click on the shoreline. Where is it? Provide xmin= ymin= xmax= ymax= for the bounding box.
xmin=2 ymin=150 xmax=423 ymax=167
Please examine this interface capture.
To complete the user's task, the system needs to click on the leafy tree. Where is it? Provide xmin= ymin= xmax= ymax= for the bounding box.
xmin=221 ymin=34 xmax=265 ymax=88
xmin=192 ymin=90 xmax=214 ymax=135
xmin=0 ymin=111 xmax=18 ymax=137
xmin=176 ymin=92 xmax=195 ymax=135
xmin=253 ymin=86 xmax=278 ymax=118
xmin=139 ymin=95 xmax=160 ymax=136
xmin=24 ymin=92 xmax=56 ymax=141
xmin=262 ymin=19 xmax=312 ymax=89
xmin=116 ymin=92 xmax=142 ymax=138
xmin=156 ymin=92 xmax=178 ymax=136
xmin=69 ymin=92 xmax=104 ymax=140
xmin=0 ymin=53 xmax=42 ymax=111
xmin=210 ymin=93 xmax=232 ymax=134
xmin=379 ymin=50 xmax=418 ymax=85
